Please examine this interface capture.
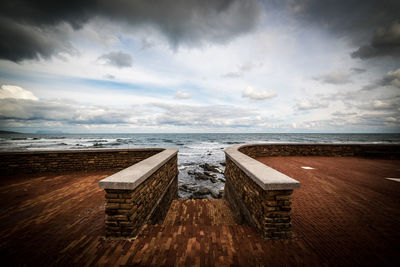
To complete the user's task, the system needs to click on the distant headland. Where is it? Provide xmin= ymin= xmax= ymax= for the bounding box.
xmin=0 ymin=130 xmax=21 ymax=134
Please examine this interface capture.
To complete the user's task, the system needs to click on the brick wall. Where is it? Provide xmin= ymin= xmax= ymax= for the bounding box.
xmin=103 ymin=155 xmax=178 ymax=237
xmin=239 ymin=143 xmax=400 ymax=158
xmin=0 ymin=149 xmax=162 ymax=176
xmin=224 ymin=157 xmax=293 ymax=239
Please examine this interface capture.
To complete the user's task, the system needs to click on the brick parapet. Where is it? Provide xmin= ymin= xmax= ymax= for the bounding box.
xmin=0 ymin=148 xmax=163 ymax=176
xmin=238 ymin=143 xmax=400 ymax=159
xmin=224 ymin=157 xmax=293 ymax=239
xmin=102 ymin=152 xmax=178 ymax=237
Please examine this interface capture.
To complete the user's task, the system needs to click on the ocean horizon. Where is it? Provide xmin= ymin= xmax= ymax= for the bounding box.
xmin=2 ymin=132 xmax=399 ymax=198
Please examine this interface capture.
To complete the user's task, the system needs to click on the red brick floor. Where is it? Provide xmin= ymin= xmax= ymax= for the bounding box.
xmin=0 ymin=157 xmax=399 ymax=266
xmin=256 ymin=156 xmax=400 ymax=267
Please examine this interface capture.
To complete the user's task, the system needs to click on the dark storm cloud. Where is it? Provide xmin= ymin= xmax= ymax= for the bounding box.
xmin=280 ymin=0 xmax=400 ymax=59
xmin=0 ymin=1 xmax=95 ymax=29
xmin=351 ymin=22 xmax=400 ymax=59
xmin=98 ymin=51 xmax=133 ymax=68
xmin=0 ymin=0 xmax=262 ymax=62
xmin=97 ymin=0 xmax=262 ymax=48
xmin=0 ymin=17 xmax=77 ymax=62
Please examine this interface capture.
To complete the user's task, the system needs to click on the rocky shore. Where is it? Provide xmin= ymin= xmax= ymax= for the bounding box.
xmin=178 ymin=162 xmax=226 ymax=199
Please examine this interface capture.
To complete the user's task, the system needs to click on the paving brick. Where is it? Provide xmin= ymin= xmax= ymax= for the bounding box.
xmin=0 ymin=157 xmax=399 ymax=266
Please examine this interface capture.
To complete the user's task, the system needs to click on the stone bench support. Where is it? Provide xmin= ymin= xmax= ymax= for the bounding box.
xmin=224 ymin=144 xmax=300 ymax=239
xmin=99 ymin=148 xmax=178 ymax=238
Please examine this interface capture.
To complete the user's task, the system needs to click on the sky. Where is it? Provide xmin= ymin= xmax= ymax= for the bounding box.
xmin=0 ymin=0 xmax=399 ymax=133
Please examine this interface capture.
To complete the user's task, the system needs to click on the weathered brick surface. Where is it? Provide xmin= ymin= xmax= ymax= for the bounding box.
xmin=147 ymin=174 xmax=178 ymax=225
xmin=104 ymin=156 xmax=178 ymax=237
xmin=239 ymin=143 xmax=400 ymax=159
xmin=0 ymin=149 xmax=162 ymax=176
xmin=224 ymin=157 xmax=293 ymax=239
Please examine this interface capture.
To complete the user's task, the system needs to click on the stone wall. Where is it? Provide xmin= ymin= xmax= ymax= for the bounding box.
xmin=239 ymin=143 xmax=400 ymax=159
xmin=0 ymin=149 xmax=162 ymax=176
xmin=224 ymin=157 xmax=293 ymax=239
xmin=102 ymin=154 xmax=178 ymax=237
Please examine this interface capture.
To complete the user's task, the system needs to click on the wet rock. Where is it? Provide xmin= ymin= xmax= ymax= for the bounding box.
xmin=210 ymin=177 xmax=218 ymax=183
xmin=193 ymin=195 xmax=208 ymax=199
xmin=198 ymin=188 xmax=210 ymax=195
xmin=204 ymin=172 xmax=216 ymax=178
xmin=182 ymin=162 xmax=197 ymax=166
xmin=197 ymin=187 xmax=211 ymax=195
xmin=193 ymin=187 xmax=211 ymax=198
xmin=215 ymin=168 xmax=223 ymax=174
xmin=187 ymin=170 xmax=196 ymax=175
xmin=200 ymin=163 xmax=223 ymax=173
xmin=192 ymin=172 xmax=210 ymax=180
xmin=179 ymin=184 xmax=196 ymax=192
xmin=218 ymin=178 xmax=226 ymax=183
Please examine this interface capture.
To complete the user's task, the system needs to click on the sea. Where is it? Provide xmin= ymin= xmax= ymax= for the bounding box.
xmin=1 ymin=133 xmax=399 ymax=198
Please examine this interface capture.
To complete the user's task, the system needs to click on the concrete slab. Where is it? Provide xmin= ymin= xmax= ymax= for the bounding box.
xmin=99 ymin=148 xmax=178 ymax=190
xmin=225 ymin=144 xmax=300 ymax=190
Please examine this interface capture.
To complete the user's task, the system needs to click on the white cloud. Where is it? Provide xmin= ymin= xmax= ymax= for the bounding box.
xmin=97 ymin=51 xmax=133 ymax=68
xmin=297 ymin=99 xmax=329 ymax=110
xmin=361 ymin=68 xmax=400 ymax=91
xmin=0 ymin=85 xmax=38 ymax=100
xmin=242 ymin=86 xmax=276 ymax=100
xmin=175 ymin=91 xmax=191 ymax=99
xmin=313 ymin=70 xmax=351 ymax=85
xmin=0 ymin=88 xmax=272 ymax=130
xmin=385 ymin=69 xmax=400 ymax=88
xmin=239 ymin=62 xmax=255 ymax=72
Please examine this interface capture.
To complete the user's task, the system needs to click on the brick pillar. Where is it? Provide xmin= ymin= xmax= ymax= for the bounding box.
xmin=224 ymin=156 xmax=297 ymax=239
xmin=99 ymin=150 xmax=178 ymax=238
xmin=104 ymin=189 xmax=137 ymax=237
xmin=263 ymin=190 xmax=293 ymax=239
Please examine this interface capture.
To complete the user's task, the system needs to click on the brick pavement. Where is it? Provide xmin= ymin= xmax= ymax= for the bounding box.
xmin=1 ymin=156 xmax=399 ymax=266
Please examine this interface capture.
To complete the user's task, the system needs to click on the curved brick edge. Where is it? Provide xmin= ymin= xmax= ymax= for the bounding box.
xmin=99 ymin=148 xmax=178 ymax=238
xmin=224 ymin=144 xmax=300 ymax=239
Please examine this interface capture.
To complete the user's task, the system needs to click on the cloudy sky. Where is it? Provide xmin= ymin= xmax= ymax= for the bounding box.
xmin=0 ymin=0 xmax=399 ymax=133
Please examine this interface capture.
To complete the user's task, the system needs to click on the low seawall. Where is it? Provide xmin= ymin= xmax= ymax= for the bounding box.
xmin=0 ymin=148 xmax=163 ymax=176
xmin=239 ymin=143 xmax=400 ymax=158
